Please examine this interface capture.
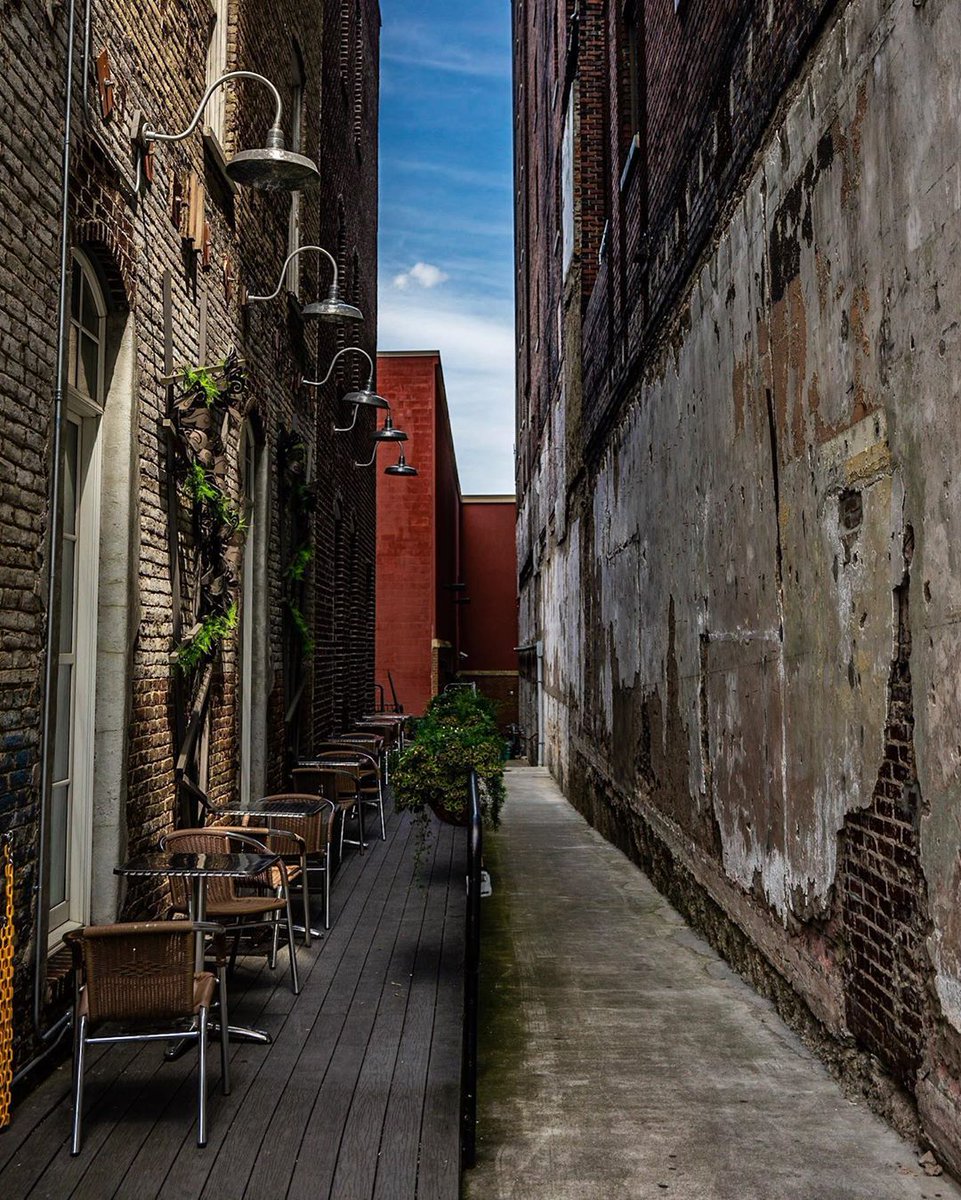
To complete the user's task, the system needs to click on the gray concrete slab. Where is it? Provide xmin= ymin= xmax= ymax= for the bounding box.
xmin=465 ymin=767 xmax=961 ymax=1200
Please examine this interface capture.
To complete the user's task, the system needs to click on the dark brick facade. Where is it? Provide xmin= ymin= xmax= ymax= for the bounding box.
xmin=0 ymin=0 xmax=380 ymax=1073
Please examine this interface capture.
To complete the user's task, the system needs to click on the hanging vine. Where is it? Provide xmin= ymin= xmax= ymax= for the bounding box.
xmin=278 ymin=427 xmax=317 ymax=660
xmin=169 ymin=349 xmax=249 ymax=674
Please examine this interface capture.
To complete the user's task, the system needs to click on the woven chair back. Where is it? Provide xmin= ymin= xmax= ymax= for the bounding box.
xmin=79 ymin=923 xmax=196 ymax=1023
xmin=161 ymin=828 xmax=239 ymax=909
xmin=291 ymin=767 xmax=357 ymax=809
xmin=258 ymin=794 xmax=335 ymax=855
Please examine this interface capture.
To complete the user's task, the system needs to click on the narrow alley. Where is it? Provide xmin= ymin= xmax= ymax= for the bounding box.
xmin=467 ymin=768 xmax=960 ymax=1200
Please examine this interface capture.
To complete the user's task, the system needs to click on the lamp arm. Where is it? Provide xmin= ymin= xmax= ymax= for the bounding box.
xmin=248 ymin=245 xmax=338 ymax=303
xmin=334 ymin=406 xmax=361 ymax=434
xmin=354 ymin=445 xmax=379 ymax=469
xmin=302 ymin=345 xmax=375 ymax=389
xmin=143 ymin=71 xmax=284 ymax=144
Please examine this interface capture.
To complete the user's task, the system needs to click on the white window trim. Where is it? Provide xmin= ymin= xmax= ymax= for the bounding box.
xmin=50 ymin=251 xmax=106 ymax=947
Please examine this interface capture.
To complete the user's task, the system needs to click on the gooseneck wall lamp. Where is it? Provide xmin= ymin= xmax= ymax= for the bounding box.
xmin=247 ymin=246 xmax=364 ymax=322
xmin=355 ymin=412 xmax=419 ymax=476
xmin=132 ymin=70 xmax=321 ymax=191
xmin=303 ymin=346 xmax=389 ymax=432
xmin=303 ymin=346 xmax=419 ymax=476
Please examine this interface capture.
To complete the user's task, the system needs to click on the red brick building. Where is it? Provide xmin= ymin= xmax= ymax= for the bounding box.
xmin=375 ymin=352 xmax=518 ymax=723
xmin=0 ymin=0 xmax=380 ymax=1076
xmin=515 ymin=0 xmax=961 ymax=1168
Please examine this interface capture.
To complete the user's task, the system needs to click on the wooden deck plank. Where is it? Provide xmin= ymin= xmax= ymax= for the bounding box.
xmin=371 ymin=824 xmax=459 ymax=1200
xmin=199 ymin=814 xmax=415 ymax=1200
xmin=331 ymin=824 xmax=455 ymax=1200
xmin=262 ymin=822 xmax=430 ymax=1200
xmin=415 ymin=827 xmax=466 ymax=1200
xmin=0 ymin=798 xmax=467 ymax=1200
xmin=146 ymin=836 xmax=387 ymax=1200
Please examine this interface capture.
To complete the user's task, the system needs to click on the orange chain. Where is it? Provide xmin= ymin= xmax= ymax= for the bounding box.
xmin=0 ymin=837 xmax=14 ymax=1128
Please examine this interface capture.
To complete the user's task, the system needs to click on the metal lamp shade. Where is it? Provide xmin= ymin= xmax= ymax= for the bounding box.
xmin=343 ymin=387 xmax=389 ymax=410
xmin=385 ymin=454 xmax=418 ymax=477
xmin=224 ymin=126 xmax=321 ymax=191
xmin=302 ymin=295 xmax=364 ymax=322
xmin=372 ymin=421 xmax=408 ymax=444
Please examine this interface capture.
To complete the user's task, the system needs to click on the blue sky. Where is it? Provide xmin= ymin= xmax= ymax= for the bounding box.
xmin=377 ymin=1 xmax=515 ymax=495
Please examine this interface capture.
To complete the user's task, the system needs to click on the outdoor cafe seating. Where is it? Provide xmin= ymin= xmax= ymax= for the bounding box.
xmin=64 ymin=921 xmax=230 ymax=1154
xmin=310 ymin=747 xmax=386 ymax=841
xmin=59 ymin=733 xmax=398 ymax=1155
xmin=160 ymin=828 xmax=301 ymax=995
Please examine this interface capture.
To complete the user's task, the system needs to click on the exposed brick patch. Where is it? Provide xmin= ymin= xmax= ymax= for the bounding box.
xmin=837 ymin=533 xmax=930 ymax=1093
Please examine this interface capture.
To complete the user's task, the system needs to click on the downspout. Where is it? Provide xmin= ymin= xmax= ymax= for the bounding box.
xmin=32 ymin=0 xmax=80 ymax=1044
xmin=536 ymin=639 xmax=544 ymax=767
xmin=514 ymin=640 xmax=545 ymax=766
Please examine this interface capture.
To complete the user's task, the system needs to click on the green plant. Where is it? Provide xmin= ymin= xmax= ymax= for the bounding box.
xmin=176 ymin=603 xmax=238 ymax=673
xmin=285 ymin=543 xmax=312 ymax=583
xmin=392 ymin=689 xmax=506 ymax=859
xmin=181 ymin=364 xmax=221 ymax=407
xmin=285 ymin=598 xmax=315 ymax=657
xmin=183 ymin=461 xmax=247 ymax=533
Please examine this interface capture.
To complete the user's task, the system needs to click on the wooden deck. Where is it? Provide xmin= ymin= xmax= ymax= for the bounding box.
xmin=0 ymin=803 xmax=467 ymax=1199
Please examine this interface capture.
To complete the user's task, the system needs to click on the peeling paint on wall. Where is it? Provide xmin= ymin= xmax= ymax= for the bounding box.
xmin=518 ymin=0 xmax=961 ymax=1168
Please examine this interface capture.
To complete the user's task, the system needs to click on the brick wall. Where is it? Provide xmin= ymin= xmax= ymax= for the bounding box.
xmin=513 ymin=0 xmax=961 ymax=1167
xmin=0 ymin=0 xmax=380 ymax=1071
xmin=375 ymin=353 xmax=439 ymax=717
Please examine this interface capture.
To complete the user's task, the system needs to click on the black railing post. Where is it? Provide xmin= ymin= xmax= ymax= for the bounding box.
xmin=462 ymin=768 xmax=482 ymax=1168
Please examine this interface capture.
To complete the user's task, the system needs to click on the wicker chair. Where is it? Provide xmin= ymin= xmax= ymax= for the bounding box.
xmin=309 ymin=749 xmax=385 ymax=842
xmin=291 ymin=766 xmax=365 ymax=863
xmin=160 ymin=828 xmax=300 ymax=995
xmin=236 ymin=795 xmax=337 ymax=931
xmin=65 ymin=921 xmax=229 ymax=1155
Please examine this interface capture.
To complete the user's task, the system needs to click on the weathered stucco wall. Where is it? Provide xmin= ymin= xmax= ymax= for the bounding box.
xmin=520 ymin=0 xmax=961 ymax=1165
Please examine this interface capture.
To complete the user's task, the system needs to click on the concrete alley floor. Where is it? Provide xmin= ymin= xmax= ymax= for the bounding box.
xmin=464 ymin=766 xmax=961 ymax=1200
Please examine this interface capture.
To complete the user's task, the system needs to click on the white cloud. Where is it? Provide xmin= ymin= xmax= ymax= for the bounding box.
xmin=378 ymin=291 xmax=516 ymax=494
xmin=392 ymin=261 xmax=450 ymax=291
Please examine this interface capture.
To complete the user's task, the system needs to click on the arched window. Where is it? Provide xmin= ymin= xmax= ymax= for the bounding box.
xmin=48 ymin=248 xmax=139 ymax=941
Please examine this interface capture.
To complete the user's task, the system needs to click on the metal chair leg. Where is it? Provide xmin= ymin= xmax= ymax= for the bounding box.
xmin=324 ymin=860 xmax=331 ymax=930
xmin=218 ymin=967 xmax=230 ymax=1096
xmin=271 ymin=908 xmax=282 ymax=969
xmin=284 ymin=890 xmax=301 ymax=995
xmin=197 ymin=1006 xmax=209 ymax=1147
xmin=301 ymin=854 xmax=311 ymax=947
xmin=70 ymin=1012 xmax=88 ymax=1156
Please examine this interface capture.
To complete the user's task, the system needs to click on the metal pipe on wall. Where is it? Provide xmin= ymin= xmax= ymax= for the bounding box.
xmin=514 ymin=641 xmax=545 ymax=766
xmin=33 ymin=0 xmax=80 ymax=1043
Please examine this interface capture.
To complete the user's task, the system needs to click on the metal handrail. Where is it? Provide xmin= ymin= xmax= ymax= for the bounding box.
xmin=461 ymin=769 xmax=482 ymax=1168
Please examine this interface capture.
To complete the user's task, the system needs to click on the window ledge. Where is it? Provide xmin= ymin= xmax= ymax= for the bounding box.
xmin=619 ymin=133 xmax=641 ymax=193
xmin=203 ymin=127 xmax=238 ymax=195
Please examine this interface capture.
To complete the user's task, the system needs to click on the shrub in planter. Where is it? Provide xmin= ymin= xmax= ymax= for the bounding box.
xmin=392 ymin=690 xmax=506 ymax=846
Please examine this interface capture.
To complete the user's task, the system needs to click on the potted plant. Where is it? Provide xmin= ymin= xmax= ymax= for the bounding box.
xmin=392 ymin=689 xmax=506 ymax=846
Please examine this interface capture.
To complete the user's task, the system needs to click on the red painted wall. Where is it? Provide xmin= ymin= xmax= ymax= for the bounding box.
xmin=434 ymin=371 xmax=461 ymax=692
xmin=375 ymin=353 xmax=441 ymax=716
xmin=460 ymin=500 xmax=518 ymax=672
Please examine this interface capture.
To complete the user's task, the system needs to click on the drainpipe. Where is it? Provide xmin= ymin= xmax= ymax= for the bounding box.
xmin=32 ymin=0 xmax=80 ymax=1045
xmin=514 ymin=640 xmax=545 ymax=766
xmin=535 ymin=639 xmax=544 ymax=767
